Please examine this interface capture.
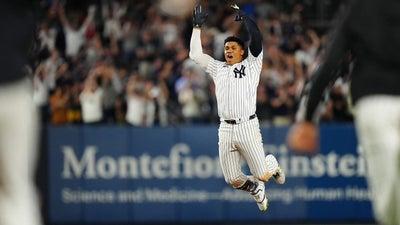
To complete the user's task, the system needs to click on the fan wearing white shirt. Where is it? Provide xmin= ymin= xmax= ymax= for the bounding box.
xmin=79 ymin=76 xmax=103 ymax=124
xmin=57 ymin=4 xmax=96 ymax=58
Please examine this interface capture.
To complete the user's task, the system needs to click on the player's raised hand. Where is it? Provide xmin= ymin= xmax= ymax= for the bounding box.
xmin=286 ymin=121 xmax=319 ymax=154
xmin=230 ymin=4 xmax=245 ymax=21
xmin=193 ymin=3 xmax=208 ymax=28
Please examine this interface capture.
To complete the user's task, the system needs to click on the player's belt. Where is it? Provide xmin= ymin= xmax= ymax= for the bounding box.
xmin=224 ymin=114 xmax=256 ymax=125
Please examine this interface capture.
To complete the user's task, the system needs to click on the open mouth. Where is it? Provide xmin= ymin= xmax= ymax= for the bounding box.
xmin=227 ymin=55 xmax=233 ymax=59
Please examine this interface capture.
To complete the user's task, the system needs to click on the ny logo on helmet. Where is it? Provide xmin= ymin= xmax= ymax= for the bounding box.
xmin=233 ymin=65 xmax=246 ymax=78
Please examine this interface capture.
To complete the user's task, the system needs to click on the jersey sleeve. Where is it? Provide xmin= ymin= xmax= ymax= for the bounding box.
xmin=244 ymin=16 xmax=263 ymax=57
xmin=247 ymin=49 xmax=263 ymax=68
xmin=189 ymin=28 xmax=222 ymax=78
xmin=206 ymin=58 xmax=224 ymax=79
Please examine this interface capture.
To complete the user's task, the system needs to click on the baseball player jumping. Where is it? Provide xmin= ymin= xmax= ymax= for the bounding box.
xmin=189 ymin=3 xmax=285 ymax=211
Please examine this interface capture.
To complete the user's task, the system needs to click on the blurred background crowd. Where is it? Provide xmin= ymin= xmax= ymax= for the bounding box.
xmin=32 ymin=0 xmax=353 ymax=127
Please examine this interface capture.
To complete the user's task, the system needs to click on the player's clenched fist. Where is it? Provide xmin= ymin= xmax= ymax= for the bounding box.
xmin=193 ymin=4 xmax=207 ymax=28
xmin=286 ymin=121 xmax=319 ymax=154
xmin=230 ymin=4 xmax=246 ymax=21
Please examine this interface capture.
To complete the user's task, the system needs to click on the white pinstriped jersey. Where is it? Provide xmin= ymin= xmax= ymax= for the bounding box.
xmin=206 ymin=51 xmax=263 ymax=120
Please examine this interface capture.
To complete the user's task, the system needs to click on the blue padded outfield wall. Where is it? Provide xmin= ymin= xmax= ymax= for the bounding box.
xmin=48 ymin=124 xmax=373 ymax=223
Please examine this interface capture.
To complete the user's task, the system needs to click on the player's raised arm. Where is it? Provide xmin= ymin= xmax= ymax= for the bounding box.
xmin=244 ymin=16 xmax=262 ymax=57
xmin=232 ymin=5 xmax=262 ymax=57
xmin=189 ymin=4 xmax=213 ymax=69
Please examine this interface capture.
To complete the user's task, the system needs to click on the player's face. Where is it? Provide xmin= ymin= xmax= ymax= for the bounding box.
xmin=224 ymin=42 xmax=245 ymax=65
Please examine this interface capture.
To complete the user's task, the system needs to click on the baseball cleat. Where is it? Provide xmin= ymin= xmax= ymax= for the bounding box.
xmin=248 ymin=177 xmax=268 ymax=212
xmin=273 ymin=167 xmax=286 ymax=184
xmin=266 ymin=154 xmax=286 ymax=184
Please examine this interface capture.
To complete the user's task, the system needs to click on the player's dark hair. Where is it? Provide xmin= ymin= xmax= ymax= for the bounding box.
xmin=224 ymin=36 xmax=245 ymax=49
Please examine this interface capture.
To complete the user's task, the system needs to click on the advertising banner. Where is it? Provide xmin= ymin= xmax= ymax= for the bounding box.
xmin=48 ymin=124 xmax=373 ymax=223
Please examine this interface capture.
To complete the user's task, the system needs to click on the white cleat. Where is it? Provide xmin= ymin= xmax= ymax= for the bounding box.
xmin=248 ymin=177 xmax=268 ymax=212
xmin=266 ymin=154 xmax=286 ymax=184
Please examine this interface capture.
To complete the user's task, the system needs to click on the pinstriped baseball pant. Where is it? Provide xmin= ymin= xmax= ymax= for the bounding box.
xmin=354 ymin=95 xmax=400 ymax=225
xmin=0 ymin=79 xmax=42 ymax=225
xmin=218 ymin=118 xmax=268 ymax=188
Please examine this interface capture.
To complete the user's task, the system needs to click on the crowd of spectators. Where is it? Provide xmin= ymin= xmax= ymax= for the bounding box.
xmin=32 ymin=0 xmax=353 ymax=127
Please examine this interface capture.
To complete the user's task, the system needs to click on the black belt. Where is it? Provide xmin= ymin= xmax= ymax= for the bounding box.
xmin=224 ymin=114 xmax=256 ymax=125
